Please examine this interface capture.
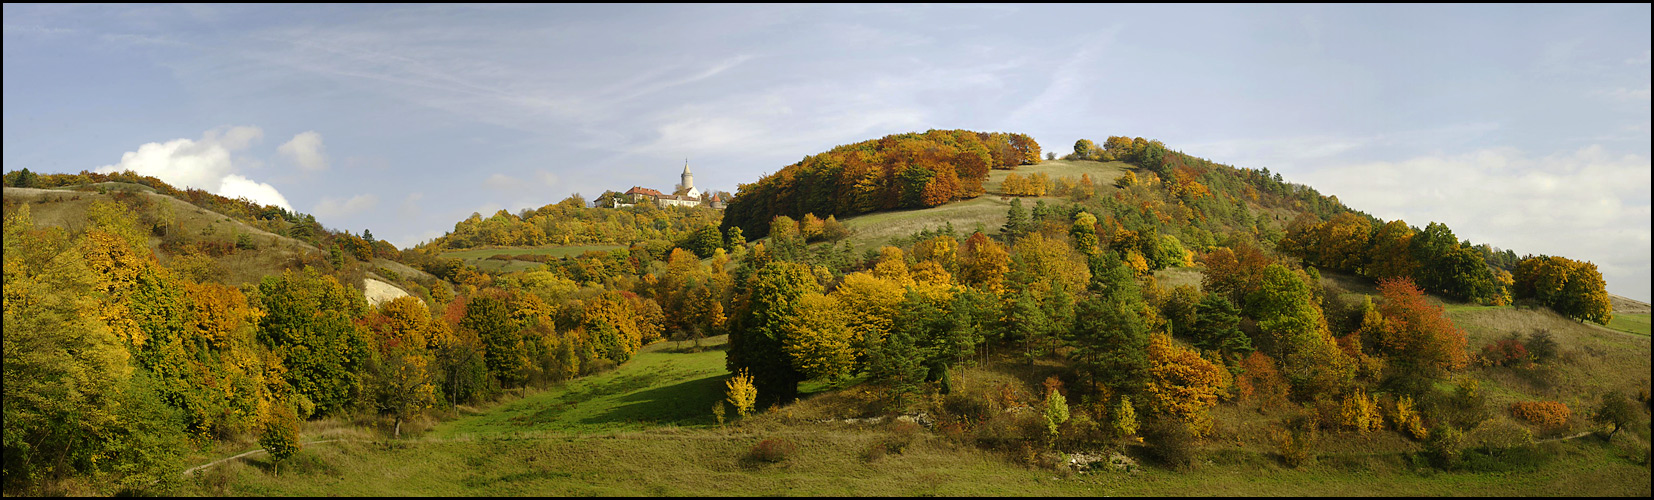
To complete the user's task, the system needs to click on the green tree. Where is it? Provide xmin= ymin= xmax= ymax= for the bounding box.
xmin=727 ymin=261 xmax=818 ymax=405
xmin=256 ymin=268 xmax=372 ymax=417
xmin=1591 ymin=391 xmax=1639 ymax=439
xmin=725 ymin=225 xmax=747 ymax=251
xmin=867 ymin=306 xmax=929 ymax=409
xmin=1191 ymin=294 xmax=1251 ymax=355
xmin=1002 ymin=198 xmax=1031 ymax=242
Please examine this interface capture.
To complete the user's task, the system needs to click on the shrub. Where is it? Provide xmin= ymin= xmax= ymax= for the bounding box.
xmin=1273 ymin=414 xmax=1318 ymax=468
xmin=747 ymin=438 xmax=797 ymax=463
xmin=235 ymin=231 xmax=256 ymax=250
xmin=1390 ymin=394 xmax=1428 ymax=440
xmin=1509 ymin=401 xmax=1571 ymax=433
xmin=1478 ymin=338 xmax=1530 ymax=368
xmin=1142 ymin=417 xmax=1196 ymax=471
xmin=882 ymin=420 xmax=923 ymax=454
xmin=941 ymin=393 xmax=995 ymax=427
xmin=1338 ymin=389 xmax=1384 ymax=433
xmin=1525 ymin=330 xmax=1558 ymax=364
xmin=1424 ymin=424 xmax=1465 ymax=469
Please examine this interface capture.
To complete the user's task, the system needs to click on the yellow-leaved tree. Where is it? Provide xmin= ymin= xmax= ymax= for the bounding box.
xmin=780 ymin=293 xmax=859 ymax=384
xmin=1143 ymin=333 xmax=1231 ymax=436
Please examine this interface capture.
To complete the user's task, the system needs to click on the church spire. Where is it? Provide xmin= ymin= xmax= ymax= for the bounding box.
xmin=682 ymin=158 xmax=691 ymax=175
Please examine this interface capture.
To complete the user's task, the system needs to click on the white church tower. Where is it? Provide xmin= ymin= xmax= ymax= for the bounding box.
xmin=677 ymin=159 xmax=701 ymax=199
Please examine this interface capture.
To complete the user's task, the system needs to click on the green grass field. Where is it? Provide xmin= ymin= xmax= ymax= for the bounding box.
xmin=835 ymin=160 xmax=1135 ymax=253
xmin=1607 ymin=313 xmax=1650 ymax=336
xmin=433 ymin=336 xmax=733 ymax=437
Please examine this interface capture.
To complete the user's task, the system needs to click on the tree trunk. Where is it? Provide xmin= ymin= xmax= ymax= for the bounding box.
xmin=394 ymin=416 xmax=402 ymax=439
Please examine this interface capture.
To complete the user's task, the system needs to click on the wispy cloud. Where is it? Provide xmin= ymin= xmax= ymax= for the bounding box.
xmin=312 ymin=193 xmax=379 ymax=219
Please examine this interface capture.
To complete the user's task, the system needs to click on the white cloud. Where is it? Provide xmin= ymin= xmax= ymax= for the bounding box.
xmin=312 ymin=193 xmax=379 ymax=218
xmin=483 ymin=173 xmax=521 ymax=191
xmin=277 ymin=130 xmax=329 ymax=171
xmin=218 ymin=174 xmax=293 ymax=211
xmin=1595 ymin=86 xmax=1652 ymax=103
xmin=400 ymin=191 xmax=424 ymax=218
xmin=94 ymin=126 xmax=293 ymax=210
xmin=1299 ymin=145 xmax=1652 ymax=301
xmin=537 ymin=170 xmax=560 ymax=188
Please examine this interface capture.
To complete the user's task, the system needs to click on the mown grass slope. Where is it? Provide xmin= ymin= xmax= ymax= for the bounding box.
xmin=838 ymin=159 xmax=1133 ymax=253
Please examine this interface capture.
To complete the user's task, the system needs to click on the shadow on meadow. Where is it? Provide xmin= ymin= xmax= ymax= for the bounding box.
xmin=581 ymin=371 xmax=733 ymax=427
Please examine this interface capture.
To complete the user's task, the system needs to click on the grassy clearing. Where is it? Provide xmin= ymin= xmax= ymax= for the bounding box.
xmin=835 ymin=160 xmax=1133 ymax=253
xmin=1607 ymin=313 xmax=1650 ymax=336
xmin=433 ymin=336 xmax=732 ymax=437
xmin=983 ymin=159 xmax=1133 ymax=195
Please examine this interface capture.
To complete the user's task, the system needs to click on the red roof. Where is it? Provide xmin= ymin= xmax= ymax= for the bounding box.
xmin=625 ymin=186 xmax=663 ymax=197
xmin=710 ymin=193 xmax=722 ymax=201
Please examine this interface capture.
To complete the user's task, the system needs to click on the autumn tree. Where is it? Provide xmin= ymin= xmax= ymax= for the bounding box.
xmin=1372 ymin=277 xmax=1469 ymax=392
xmin=959 ymin=231 xmax=1010 ymax=292
xmin=1143 ymin=334 xmax=1231 ymax=435
xmin=779 ymin=293 xmax=858 ymax=384
xmin=259 ymin=402 xmax=302 ymax=475
xmin=1512 ymin=255 xmax=1612 ymax=325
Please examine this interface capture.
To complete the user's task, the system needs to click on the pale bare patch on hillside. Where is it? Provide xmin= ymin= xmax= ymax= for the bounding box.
xmin=1610 ymin=294 xmax=1650 ymax=314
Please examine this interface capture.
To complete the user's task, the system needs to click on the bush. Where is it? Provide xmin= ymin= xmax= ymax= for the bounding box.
xmin=881 ymin=420 xmax=923 ymax=454
xmin=1424 ymin=424 xmax=1465 ymax=470
xmin=1390 ymin=394 xmax=1428 ymax=440
xmin=1142 ymin=417 xmax=1196 ymax=471
xmin=1509 ymin=401 xmax=1571 ymax=434
xmin=1478 ymin=338 xmax=1530 ymax=368
xmin=747 ymin=438 xmax=798 ymax=463
xmin=941 ymin=392 xmax=996 ymax=428
xmin=1525 ymin=330 xmax=1559 ymax=364
xmin=1273 ymin=414 xmax=1318 ymax=468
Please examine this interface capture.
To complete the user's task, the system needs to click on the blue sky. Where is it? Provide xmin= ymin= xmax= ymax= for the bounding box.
xmin=4 ymin=4 xmax=1649 ymax=301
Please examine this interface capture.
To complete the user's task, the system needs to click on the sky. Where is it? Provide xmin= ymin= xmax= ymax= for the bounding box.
xmin=4 ymin=4 xmax=1649 ymax=301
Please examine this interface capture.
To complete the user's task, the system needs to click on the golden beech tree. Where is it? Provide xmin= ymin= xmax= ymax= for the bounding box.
xmin=959 ymin=232 xmax=1010 ymax=293
xmin=1143 ymin=333 xmax=1231 ymax=436
xmin=780 ymin=293 xmax=859 ymax=383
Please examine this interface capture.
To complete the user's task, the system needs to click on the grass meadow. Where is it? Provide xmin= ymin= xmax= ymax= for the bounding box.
xmin=177 ymin=300 xmax=1651 ymax=496
xmin=837 ymin=159 xmax=1133 ymax=253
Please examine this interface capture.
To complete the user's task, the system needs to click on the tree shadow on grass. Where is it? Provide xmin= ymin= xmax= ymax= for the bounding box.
xmin=580 ymin=372 xmax=733 ymax=427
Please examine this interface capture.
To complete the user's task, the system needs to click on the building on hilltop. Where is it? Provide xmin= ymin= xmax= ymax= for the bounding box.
xmin=677 ymin=160 xmax=701 ymax=199
xmin=608 ymin=161 xmax=721 ymax=209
